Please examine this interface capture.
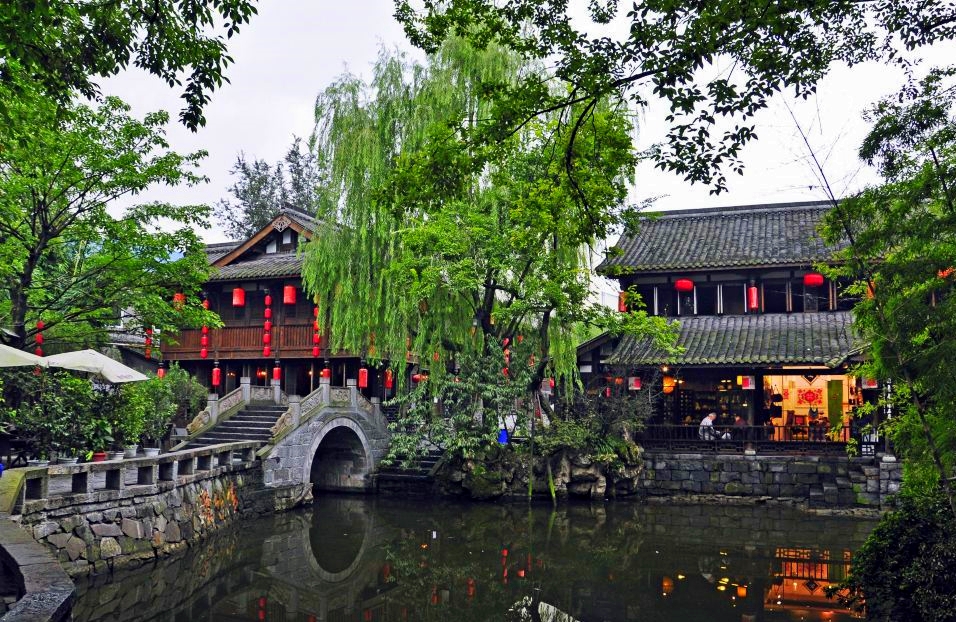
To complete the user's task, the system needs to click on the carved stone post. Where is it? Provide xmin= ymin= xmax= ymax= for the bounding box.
xmin=240 ymin=376 xmax=251 ymax=405
xmin=347 ymin=378 xmax=358 ymax=407
xmin=288 ymin=395 xmax=302 ymax=428
xmin=371 ymin=396 xmax=381 ymax=418
xmin=271 ymin=378 xmax=281 ymax=405
xmin=207 ymin=393 xmax=220 ymax=424
xmin=320 ymin=376 xmax=331 ymax=405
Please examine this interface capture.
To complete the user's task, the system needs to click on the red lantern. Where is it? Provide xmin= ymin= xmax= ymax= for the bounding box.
xmin=264 ymin=307 xmax=272 ymax=319
xmin=412 ymin=373 xmax=423 ymax=383
xmin=384 ymin=369 xmax=394 ymax=390
xmin=313 ymin=320 xmax=320 ymax=330
xmin=549 ymin=377 xmax=555 ymax=389
xmin=200 ymin=347 xmax=208 ymax=359
xmin=283 ymin=285 xmax=296 ymax=305
xmin=674 ymin=278 xmax=694 ymax=292
xmin=502 ymin=337 xmax=510 ymax=347
xmin=273 ymin=365 xmax=281 ymax=381
xmin=312 ymin=346 xmax=320 ymax=357
xmin=263 ymin=320 xmax=272 ymax=332
xmin=748 ymin=285 xmax=759 ymax=311
xmin=262 ymin=332 xmax=271 ymax=345
xmin=35 ymin=333 xmax=43 ymax=345
xmin=201 ymin=325 xmax=209 ymax=334
xmin=173 ymin=292 xmax=186 ymax=307
xmin=202 ymin=299 xmax=210 ymax=310
xmin=320 ymin=367 xmax=331 ymax=379
xmin=36 ymin=320 xmax=45 ymax=330
xmin=145 ymin=347 xmax=151 ymax=358
xmin=211 ymin=367 xmax=221 ymax=387
xmin=358 ymin=367 xmax=368 ymax=388
xmin=264 ymin=294 xmax=272 ymax=306
xmin=263 ymin=345 xmax=271 ymax=357
xmin=232 ymin=288 xmax=245 ymax=307
xmin=157 ymin=366 xmax=165 ymax=379
xmin=502 ymin=367 xmax=509 ymax=377
xmin=314 ymin=306 xmax=319 ymax=317
xmin=144 ymin=336 xmax=152 ymax=346
xmin=34 ymin=347 xmax=43 ymax=357
xmin=618 ymin=291 xmax=628 ymax=312
xmin=200 ymin=335 xmax=209 ymax=347
xmin=313 ymin=333 xmax=320 ymax=344
xmin=803 ymin=272 xmax=825 ymax=287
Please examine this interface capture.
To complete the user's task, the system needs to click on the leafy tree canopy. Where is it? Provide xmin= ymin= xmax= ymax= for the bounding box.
xmin=216 ymin=137 xmax=323 ymax=240
xmin=395 ymin=0 xmax=956 ymax=194
xmin=0 ymin=77 xmax=218 ymax=354
xmin=302 ymin=38 xmax=679 ymax=438
xmin=0 ymin=0 xmax=258 ymax=129
xmin=821 ymin=67 xmax=956 ymax=510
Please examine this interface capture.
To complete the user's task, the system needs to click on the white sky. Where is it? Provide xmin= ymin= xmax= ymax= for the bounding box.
xmin=103 ymin=1 xmax=953 ymax=243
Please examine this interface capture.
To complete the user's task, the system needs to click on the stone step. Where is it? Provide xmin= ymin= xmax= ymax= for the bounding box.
xmin=218 ymin=420 xmax=276 ymax=430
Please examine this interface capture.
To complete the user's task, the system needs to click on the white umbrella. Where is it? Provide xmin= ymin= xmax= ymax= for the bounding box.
xmin=43 ymin=349 xmax=148 ymax=383
xmin=0 ymin=343 xmax=44 ymax=367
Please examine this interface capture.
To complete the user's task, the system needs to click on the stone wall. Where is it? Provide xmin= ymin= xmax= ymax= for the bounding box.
xmin=11 ymin=444 xmax=278 ymax=578
xmin=642 ymin=451 xmax=902 ymax=509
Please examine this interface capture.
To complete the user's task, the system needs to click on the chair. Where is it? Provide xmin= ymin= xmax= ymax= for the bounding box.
xmin=790 ymin=413 xmax=808 ymax=441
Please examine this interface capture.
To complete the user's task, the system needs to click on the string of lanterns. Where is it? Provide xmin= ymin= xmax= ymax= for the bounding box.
xmin=35 ymin=320 xmax=44 ymax=356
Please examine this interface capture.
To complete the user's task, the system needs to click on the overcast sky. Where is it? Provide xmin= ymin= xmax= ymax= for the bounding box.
xmin=103 ymin=1 xmax=953 ymax=243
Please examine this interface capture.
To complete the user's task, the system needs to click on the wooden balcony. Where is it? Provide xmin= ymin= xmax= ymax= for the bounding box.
xmin=163 ymin=322 xmax=327 ymax=360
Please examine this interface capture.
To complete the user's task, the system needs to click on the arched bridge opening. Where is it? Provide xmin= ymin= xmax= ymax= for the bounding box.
xmin=309 ymin=422 xmax=371 ymax=493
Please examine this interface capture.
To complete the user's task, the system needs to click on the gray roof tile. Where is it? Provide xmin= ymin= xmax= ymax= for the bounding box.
xmin=209 ymin=253 xmax=302 ymax=281
xmin=607 ymin=311 xmax=859 ymax=367
xmin=600 ymin=201 xmax=846 ymax=273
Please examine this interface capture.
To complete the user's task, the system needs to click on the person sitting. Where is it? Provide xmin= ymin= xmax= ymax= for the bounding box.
xmin=699 ymin=412 xmax=719 ymax=440
xmin=732 ymin=415 xmax=748 ymax=440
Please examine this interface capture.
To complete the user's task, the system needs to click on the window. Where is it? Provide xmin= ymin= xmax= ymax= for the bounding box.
xmin=634 ymin=285 xmax=656 ymax=314
xmin=677 ymin=291 xmax=695 ymax=316
xmin=266 ymin=239 xmax=277 ymax=254
xmin=659 ymin=288 xmax=678 ymax=317
xmin=695 ymin=284 xmax=717 ymax=315
xmin=721 ymin=284 xmax=745 ymax=315
xmin=763 ymin=281 xmax=788 ymax=313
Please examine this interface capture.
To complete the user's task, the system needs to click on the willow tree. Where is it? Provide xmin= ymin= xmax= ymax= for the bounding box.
xmin=302 ymin=40 xmax=676 ymax=455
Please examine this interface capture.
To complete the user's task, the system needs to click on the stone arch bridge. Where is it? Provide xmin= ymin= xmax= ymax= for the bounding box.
xmin=260 ymin=379 xmax=391 ymax=509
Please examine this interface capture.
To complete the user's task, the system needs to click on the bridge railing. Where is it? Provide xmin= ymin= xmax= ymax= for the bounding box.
xmin=11 ymin=441 xmax=260 ymax=515
xmin=636 ymin=424 xmax=864 ymax=455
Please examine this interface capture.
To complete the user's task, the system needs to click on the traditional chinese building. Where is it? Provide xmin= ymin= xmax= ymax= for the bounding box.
xmin=579 ymin=201 xmax=879 ymax=441
xmin=161 ymin=209 xmax=381 ymax=399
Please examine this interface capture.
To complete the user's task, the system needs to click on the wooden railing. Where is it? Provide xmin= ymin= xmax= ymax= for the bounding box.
xmin=636 ymin=424 xmax=866 ymax=455
xmin=163 ymin=322 xmax=323 ymax=359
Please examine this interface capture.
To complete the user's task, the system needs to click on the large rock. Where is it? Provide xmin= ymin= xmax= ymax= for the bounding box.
xmin=91 ymin=523 xmax=123 ymax=538
xmin=100 ymin=537 xmax=122 ymax=559
xmin=122 ymin=519 xmax=145 ymax=539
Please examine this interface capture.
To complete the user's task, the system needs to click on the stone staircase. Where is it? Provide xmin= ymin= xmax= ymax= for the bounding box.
xmin=375 ymin=448 xmax=444 ymax=495
xmin=183 ymin=403 xmax=288 ymax=448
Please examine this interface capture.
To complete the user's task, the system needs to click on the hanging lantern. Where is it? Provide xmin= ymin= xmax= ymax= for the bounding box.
xmin=35 ymin=347 xmax=43 ymax=357
xmin=803 ymin=272 xmax=825 ymax=287
xmin=433 ymin=351 xmax=440 ymax=362
xmin=662 ymin=375 xmax=676 ymax=394
xmin=35 ymin=333 xmax=44 ymax=345
xmin=314 ymin=306 xmax=319 ymax=317
xmin=502 ymin=367 xmax=509 ymax=377
xmin=604 ymin=386 xmax=611 ymax=397
xmin=502 ymin=337 xmax=510 ymax=347
xmin=263 ymin=320 xmax=272 ymax=332
xmin=157 ymin=364 xmax=166 ymax=379
xmin=320 ymin=367 xmax=331 ymax=379
xmin=202 ymin=299 xmax=210 ymax=310
xmin=263 ymin=333 xmax=272 ymax=345
xmin=312 ymin=346 xmax=320 ymax=357
xmin=36 ymin=320 xmax=45 ymax=330
xmin=231 ymin=288 xmax=245 ymax=307
xmin=144 ymin=336 xmax=152 ymax=346
xmin=264 ymin=307 xmax=272 ymax=319
xmin=200 ymin=347 xmax=208 ymax=359
xmin=866 ymin=280 xmax=876 ymax=299
xmin=283 ymin=285 xmax=296 ymax=305
xmin=549 ymin=377 xmax=555 ymax=389
xmin=264 ymin=294 xmax=272 ymax=306
xmin=736 ymin=585 xmax=748 ymax=598
xmin=173 ymin=292 xmax=186 ymax=308
xmin=628 ymin=376 xmax=642 ymax=391
xmin=145 ymin=347 xmax=151 ymax=358
xmin=273 ymin=365 xmax=281 ymax=381
xmin=384 ymin=369 xmax=394 ymax=390
xmin=748 ymin=285 xmax=759 ymax=311
xmin=358 ymin=367 xmax=368 ymax=389
xmin=614 ymin=376 xmax=624 ymax=385
xmin=211 ymin=366 xmax=221 ymax=387
xmin=200 ymin=335 xmax=209 ymax=347
xmin=262 ymin=345 xmax=271 ymax=357
xmin=618 ymin=291 xmax=628 ymax=312
xmin=939 ymin=267 xmax=955 ymax=279
xmin=313 ymin=320 xmax=320 ymax=330
xmin=674 ymin=278 xmax=694 ymax=292
xmin=201 ymin=325 xmax=209 ymax=334
xmin=412 ymin=373 xmax=423 ymax=383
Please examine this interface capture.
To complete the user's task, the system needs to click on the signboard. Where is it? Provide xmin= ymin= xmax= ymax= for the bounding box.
xmin=628 ymin=376 xmax=641 ymax=391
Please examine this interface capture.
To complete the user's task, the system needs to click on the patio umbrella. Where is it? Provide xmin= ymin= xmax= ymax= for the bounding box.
xmin=43 ymin=350 xmax=148 ymax=383
xmin=0 ymin=343 xmax=44 ymax=367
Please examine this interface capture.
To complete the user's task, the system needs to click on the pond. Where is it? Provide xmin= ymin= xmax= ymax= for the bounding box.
xmin=73 ymin=496 xmax=877 ymax=622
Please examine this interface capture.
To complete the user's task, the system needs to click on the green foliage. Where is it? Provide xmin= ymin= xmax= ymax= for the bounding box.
xmin=0 ymin=81 xmax=217 ymax=353
xmin=396 ymin=0 xmax=956 ymax=194
xmin=216 ymin=137 xmax=324 ymax=240
xmin=0 ymin=370 xmax=96 ymax=457
xmin=0 ymin=0 xmax=258 ymax=129
xmin=821 ymin=67 xmax=956 ymax=499
xmin=163 ymin=363 xmax=208 ymax=425
xmin=834 ymin=488 xmax=956 ymax=622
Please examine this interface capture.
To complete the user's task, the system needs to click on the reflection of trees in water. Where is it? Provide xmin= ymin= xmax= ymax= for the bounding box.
xmin=309 ymin=495 xmax=370 ymax=575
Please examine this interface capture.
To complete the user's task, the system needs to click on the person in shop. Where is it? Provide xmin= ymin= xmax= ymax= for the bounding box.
xmin=732 ymin=414 xmax=748 ymax=440
xmin=698 ymin=412 xmax=721 ymax=440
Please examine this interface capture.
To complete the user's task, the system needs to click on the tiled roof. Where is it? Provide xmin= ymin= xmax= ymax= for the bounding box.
xmin=208 ymin=253 xmax=302 ymax=281
xmin=607 ymin=311 xmax=860 ymax=367
xmin=204 ymin=242 xmax=238 ymax=264
xmin=599 ymin=201 xmax=846 ymax=273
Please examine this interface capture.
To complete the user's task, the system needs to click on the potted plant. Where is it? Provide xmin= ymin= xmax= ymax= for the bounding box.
xmin=139 ymin=376 xmax=175 ymax=456
xmin=116 ymin=383 xmax=147 ymax=458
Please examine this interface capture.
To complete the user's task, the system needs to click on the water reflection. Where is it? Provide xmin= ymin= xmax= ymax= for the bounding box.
xmin=73 ymin=498 xmax=875 ymax=622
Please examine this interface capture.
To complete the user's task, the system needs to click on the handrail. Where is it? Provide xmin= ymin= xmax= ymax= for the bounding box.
xmin=636 ymin=424 xmax=861 ymax=455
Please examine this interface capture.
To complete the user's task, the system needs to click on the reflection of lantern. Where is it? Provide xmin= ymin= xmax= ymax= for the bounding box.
xmin=618 ymin=291 xmax=628 ymax=312
xmin=662 ymin=576 xmax=674 ymax=596
xmin=231 ymin=288 xmax=245 ymax=307
xmin=748 ymin=285 xmax=759 ymax=311
xmin=736 ymin=585 xmax=747 ymax=598
xmin=211 ymin=366 xmax=221 ymax=387
xmin=662 ymin=376 xmax=676 ymax=394
xmin=385 ymin=369 xmax=394 ymax=390
xmin=358 ymin=367 xmax=368 ymax=388
xmin=283 ymin=285 xmax=296 ymax=305
xmin=674 ymin=278 xmax=694 ymax=292
xmin=803 ymin=272 xmax=824 ymax=287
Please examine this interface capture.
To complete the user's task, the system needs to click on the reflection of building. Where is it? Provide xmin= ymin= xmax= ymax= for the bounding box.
xmin=579 ymin=202 xmax=881 ymax=442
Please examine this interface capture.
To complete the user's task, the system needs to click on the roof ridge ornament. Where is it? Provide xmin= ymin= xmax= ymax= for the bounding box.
xmin=273 ymin=215 xmax=292 ymax=232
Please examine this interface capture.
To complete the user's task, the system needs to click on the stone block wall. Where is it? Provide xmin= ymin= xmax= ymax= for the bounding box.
xmin=642 ymin=452 xmax=902 ymax=509
xmin=15 ymin=464 xmax=276 ymax=577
